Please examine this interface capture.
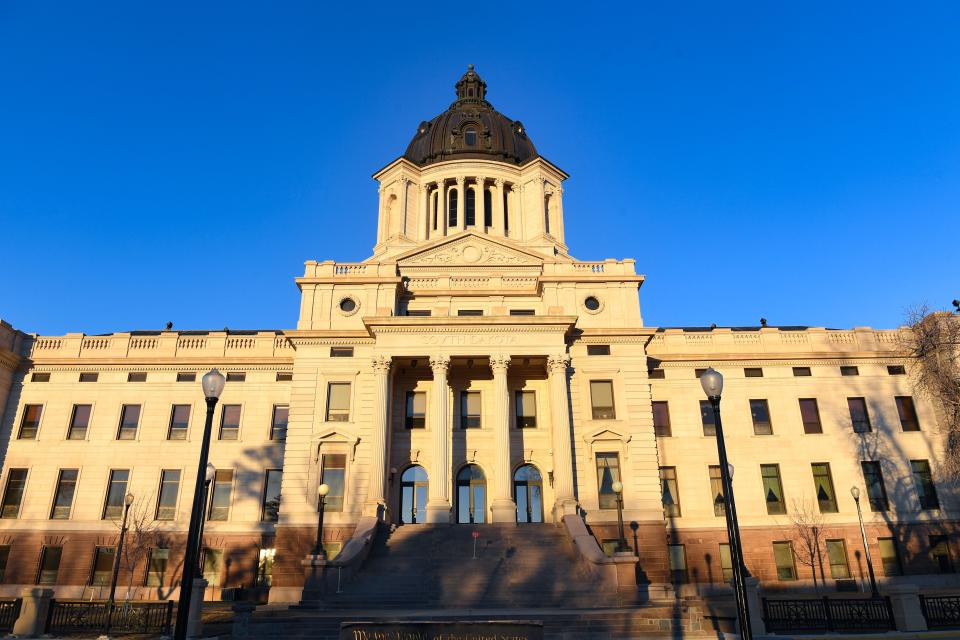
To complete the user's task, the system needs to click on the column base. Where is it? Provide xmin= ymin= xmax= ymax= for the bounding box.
xmin=553 ymin=497 xmax=579 ymax=519
xmin=425 ymin=501 xmax=451 ymax=523
xmin=490 ymin=499 xmax=517 ymax=523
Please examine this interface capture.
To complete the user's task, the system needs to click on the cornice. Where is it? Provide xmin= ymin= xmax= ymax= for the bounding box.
xmin=27 ymin=363 xmax=293 ymax=372
xmin=654 ymin=357 xmax=911 ymax=368
xmin=372 ymin=325 xmax=570 ymax=335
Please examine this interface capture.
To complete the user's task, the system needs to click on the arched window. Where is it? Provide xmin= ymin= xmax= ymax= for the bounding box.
xmin=400 ymin=465 xmax=428 ymax=524
xmin=514 ymin=465 xmax=544 ymax=523
xmin=503 ymin=189 xmax=510 ymax=236
xmin=456 ymin=465 xmax=486 ymax=524
xmin=448 ymin=189 xmax=458 ymax=227
xmin=465 ymin=188 xmax=476 ymax=226
xmin=544 ymin=195 xmax=551 ymax=234
xmin=464 ymin=127 xmax=476 ymax=146
xmin=432 ymin=191 xmax=438 ymax=231
xmin=483 ymin=188 xmax=492 ymax=227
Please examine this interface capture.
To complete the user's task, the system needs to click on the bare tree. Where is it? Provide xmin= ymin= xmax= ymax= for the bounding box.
xmin=113 ymin=496 xmax=166 ymax=601
xmin=901 ymin=306 xmax=960 ymax=477
xmin=788 ymin=498 xmax=829 ymax=591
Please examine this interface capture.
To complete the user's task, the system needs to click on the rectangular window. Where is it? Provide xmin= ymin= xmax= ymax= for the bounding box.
xmin=0 ymin=546 xmax=9 ymax=582
xmin=127 ymin=372 xmax=147 ymax=382
xmin=208 ymin=470 xmax=234 ymax=521
xmin=896 ymin=396 xmax=921 ymax=432
xmin=700 ymin=400 xmax=717 ymax=436
xmin=826 ymin=540 xmax=850 ymax=579
xmin=750 ymin=399 xmax=773 ymax=435
xmin=201 ymin=548 xmax=224 ymax=586
xmin=31 ymin=372 xmax=50 ymax=382
xmin=50 ymin=469 xmax=78 ymax=519
xmin=1 ymin=469 xmax=27 ymax=518
xmin=887 ymin=365 xmax=906 ymax=375
xmin=812 ymin=463 xmax=838 ymax=513
xmin=176 ymin=372 xmax=196 ymax=382
xmin=509 ymin=309 xmax=535 ymax=316
xmin=848 ymin=397 xmax=872 ymax=433
xmin=321 ymin=454 xmax=346 ymax=513
xmin=91 ymin=546 xmax=115 ymax=585
xmin=168 ymin=404 xmax=190 ymax=440
xmin=709 ymin=465 xmax=725 ymax=517
xmin=660 ymin=467 xmax=680 ymax=517
xmin=931 ymin=536 xmax=954 ymax=573
xmin=460 ymin=391 xmax=481 ymax=428
xmin=330 ymin=347 xmax=354 ymax=357
xmin=117 ymin=404 xmax=141 ymax=440
xmin=457 ymin=309 xmax=483 ymax=316
xmin=405 ymin=392 xmax=426 ymax=429
xmin=103 ymin=469 xmax=130 ymax=520
xmin=590 ymin=381 xmax=616 ymax=420
xmin=861 ymin=462 xmax=889 ymax=511
xmin=67 ymin=404 xmax=92 ymax=440
xmin=219 ymin=404 xmax=241 ymax=440
xmin=262 ymin=469 xmax=282 ymax=522
xmin=744 ymin=367 xmax=763 ymax=377
xmin=668 ymin=544 xmax=687 ymax=581
xmin=773 ymin=541 xmax=797 ymax=580
xmin=761 ymin=464 xmax=786 ymax=515
xmin=878 ymin=538 xmax=902 ymax=576
xmin=37 ymin=546 xmax=62 ymax=585
xmin=799 ymin=399 xmax=822 ymax=434
xmin=587 ymin=344 xmax=611 ymax=356
xmin=648 ymin=368 xmax=665 ymax=379
xmin=18 ymin=404 xmax=43 ymax=439
xmin=719 ymin=543 xmax=733 ymax=582
xmin=840 ymin=366 xmax=859 ymax=376
xmin=79 ymin=372 xmax=98 ymax=382
xmin=146 ymin=548 xmax=169 ymax=586
xmin=652 ymin=401 xmax=671 ymax=437
xmin=792 ymin=367 xmax=812 ymax=377
xmin=326 ymin=383 xmax=351 ymax=422
xmin=256 ymin=548 xmax=275 ymax=587
xmin=276 ymin=371 xmax=293 ymax=381
xmin=912 ymin=460 xmax=940 ymax=510
xmin=271 ymin=405 xmax=289 ymax=441
xmin=515 ymin=391 xmax=536 ymax=428
xmin=226 ymin=372 xmax=246 ymax=382
xmin=156 ymin=470 xmax=180 ymax=521
xmin=595 ymin=453 xmax=621 ymax=509
xmin=406 ymin=310 xmax=431 ymax=317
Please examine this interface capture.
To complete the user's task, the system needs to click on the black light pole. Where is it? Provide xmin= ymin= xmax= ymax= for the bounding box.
xmin=313 ymin=484 xmax=330 ymax=558
xmin=195 ymin=463 xmax=216 ymax=573
xmin=174 ymin=369 xmax=225 ymax=640
xmin=105 ymin=492 xmax=135 ymax=635
xmin=701 ymin=368 xmax=752 ymax=640
xmin=612 ymin=481 xmax=628 ymax=552
xmin=851 ymin=486 xmax=880 ymax=598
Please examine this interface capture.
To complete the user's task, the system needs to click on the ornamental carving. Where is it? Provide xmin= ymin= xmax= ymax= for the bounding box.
xmin=371 ymin=355 xmax=392 ymax=375
xmin=489 ymin=354 xmax=511 ymax=374
xmin=547 ymin=354 xmax=571 ymax=373
xmin=429 ymin=355 xmax=451 ymax=375
xmin=402 ymin=237 xmax=537 ymax=266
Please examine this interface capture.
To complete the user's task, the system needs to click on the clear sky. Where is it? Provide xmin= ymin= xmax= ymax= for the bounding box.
xmin=2 ymin=2 xmax=958 ymax=336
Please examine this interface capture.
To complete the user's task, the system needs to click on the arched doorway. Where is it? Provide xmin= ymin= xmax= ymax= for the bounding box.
xmin=399 ymin=465 xmax=428 ymax=524
xmin=514 ymin=465 xmax=544 ymax=523
xmin=456 ymin=465 xmax=487 ymax=524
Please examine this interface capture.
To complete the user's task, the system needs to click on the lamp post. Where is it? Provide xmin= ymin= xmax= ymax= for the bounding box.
xmin=612 ymin=481 xmax=628 ymax=552
xmin=105 ymin=492 xmax=135 ymax=635
xmin=851 ymin=486 xmax=879 ymax=598
xmin=174 ymin=369 xmax=225 ymax=640
xmin=700 ymin=367 xmax=752 ymax=640
xmin=314 ymin=484 xmax=330 ymax=558
xmin=195 ymin=463 xmax=217 ymax=573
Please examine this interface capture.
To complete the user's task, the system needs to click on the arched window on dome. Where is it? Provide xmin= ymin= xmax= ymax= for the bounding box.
xmin=448 ymin=189 xmax=458 ymax=227
xmin=465 ymin=188 xmax=476 ymax=226
xmin=483 ymin=188 xmax=492 ymax=227
xmin=464 ymin=127 xmax=476 ymax=146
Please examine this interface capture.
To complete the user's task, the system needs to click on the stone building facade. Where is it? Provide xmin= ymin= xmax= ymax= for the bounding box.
xmin=0 ymin=67 xmax=956 ymax=602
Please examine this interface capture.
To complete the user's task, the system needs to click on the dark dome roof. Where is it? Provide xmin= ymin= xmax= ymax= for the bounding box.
xmin=403 ymin=66 xmax=538 ymax=167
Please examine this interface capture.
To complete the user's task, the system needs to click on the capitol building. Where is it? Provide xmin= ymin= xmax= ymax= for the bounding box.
xmin=0 ymin=66 xmax=955 ymax=606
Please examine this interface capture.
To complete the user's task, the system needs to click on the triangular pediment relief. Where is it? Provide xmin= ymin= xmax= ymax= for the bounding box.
xmin=313 ymin=427 xmax=360 ymax=461
xmin=583 ymin=427 xmax=632 ymax=446
xmin=396 ymin=233 xmax=546 ymax=268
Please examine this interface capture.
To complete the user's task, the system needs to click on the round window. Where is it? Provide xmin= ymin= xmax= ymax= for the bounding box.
xmin=339 ymin=298 xmax=357 ymax=313
xmin=584 ymin=296 xmax=601 ymax=311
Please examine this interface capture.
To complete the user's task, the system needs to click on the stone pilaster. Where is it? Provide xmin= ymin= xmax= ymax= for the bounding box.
xmin=426 ymin=355 xmax=452 ymax=523
xmin=418 ymin=183 xmax=430 ymax=241
xmin=476 ymin=176 xmax=487 ymax=231
xmin=493 ymin=178 xmax=505 ymax=236
xmin=489 ymin=354 xmax=516 ymax=522
xmin=365 ymin=355 xmax=392 ymax=517
xmin=547 ymin=354 xmax=577 ymax=517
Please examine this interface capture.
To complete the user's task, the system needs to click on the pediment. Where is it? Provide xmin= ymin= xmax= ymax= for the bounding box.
xmin=313 ymin=427 xmax=360 ymax=461
xmin=583 ymin=427 xmax=631 ymax=446
xmin=396 ymin=233 xmax=546 ymax=268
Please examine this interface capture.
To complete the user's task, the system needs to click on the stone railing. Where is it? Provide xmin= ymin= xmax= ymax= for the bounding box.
xmin=28 ymin=331 xmax=295 ymax=360
xmin=647 ymin=327 xmax=906 ymax=355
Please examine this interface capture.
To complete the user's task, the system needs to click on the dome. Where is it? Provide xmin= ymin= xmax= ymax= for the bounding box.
xmin=403 ymin=66 xmax=538 ymax=167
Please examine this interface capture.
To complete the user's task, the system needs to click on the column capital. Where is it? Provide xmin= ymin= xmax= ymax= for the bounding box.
xmin=397 ymin=176 xmax=410 ymax=186
xmin=371 ymin=355 xmax=392 ymax=375
xmin=417 ymin=183 xmax=428 ymax=194
xmin=455 ymin=176 xmax=466 ymax=187
xmin=546 ymin=354 xmax=571 ymax=374
xmin=429 ymin=355 xmax=451 ymax=375
xmin=494 ymin=177 xmax=505 ymax=188
xmin=490 ymin=354 xmax=511 ymax=375
xmin=476 ymin=175 xmax=487 ymax=186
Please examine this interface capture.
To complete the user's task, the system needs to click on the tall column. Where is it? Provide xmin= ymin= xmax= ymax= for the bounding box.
xmin=537 ymin=176 xmax=548 ymax=236
xmin=492 ymin=178 xmax=505 ymax=236
xmin=476 ymin=176 xmax=487 ymax=232
xmin=418 ymin=183 xmax=430 ymax=241
xmin=489 ymin=354 xmax=516 ymax=522
xmin=453 ymin=176 xmax=465 ymax=232
xmin=426 ymin=355 xmax=452 ymax=523
xmin=398 ymin=177 xmax=410 ymax=237
xmin=376 ymin=185 xmax=387 ymax=244
xmin=366 ymin=355 xmax=392 ymax=518
xmin=547 ymin=354 xmax=578 ymax=517
xmin=555 ymin=185 xmax=565 ymax=243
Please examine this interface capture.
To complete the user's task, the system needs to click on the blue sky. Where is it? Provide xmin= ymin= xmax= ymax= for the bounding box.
xmin=1 ymin=2 xmax=958 ymax=335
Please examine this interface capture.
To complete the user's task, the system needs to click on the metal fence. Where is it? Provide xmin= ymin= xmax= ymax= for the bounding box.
xmin=763 ymin=596 xmax=894 ymax=634
xmin=0 ymin=599 xmax=21 ymax=631
xmin=921 ymin=594 xmax=960 ymax=629
xmin=45 ymin=599 xmax=174 ymax=635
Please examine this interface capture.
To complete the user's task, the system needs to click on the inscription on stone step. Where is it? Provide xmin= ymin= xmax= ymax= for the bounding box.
xmin=340 ymin=621 xmax=544 ymax=640
xmin=422 ymin=334 xmax=518 ymax=346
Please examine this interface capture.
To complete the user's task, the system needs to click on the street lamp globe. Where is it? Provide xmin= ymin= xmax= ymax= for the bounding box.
xmin=851 ymin=486 xmax=861 ymax=500
xmin=611 ymin=481 xmax=623 ymax=494
xmin=205 ymin=463 xmax=217 ymax=483
xmin=124 ymin=492 xmax=135 ymax=506
xmin=318 ymin=483 xmax=330 ymax=497
xmin=728 ymin=463 xmax=735 ymax=479
xmin=700 ymin=367 xmax=724 ymax=398
xmin=201 ymin=369 xmax=226 ymax=399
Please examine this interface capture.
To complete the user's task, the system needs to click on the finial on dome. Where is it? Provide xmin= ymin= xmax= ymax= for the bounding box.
xmin=455 ymin=65 xmax=486 ymax=101
xmin=467 ymin=64 xmax=474 ymax=70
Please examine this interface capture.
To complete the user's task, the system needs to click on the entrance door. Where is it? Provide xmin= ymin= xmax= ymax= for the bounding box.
xmin=514 ymin=464 xmax=544 ymax=523
xmin=456 ymin=465 xmax=487 ymax=524
xmin=399 ymin=465 xmax=428 ymax=524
